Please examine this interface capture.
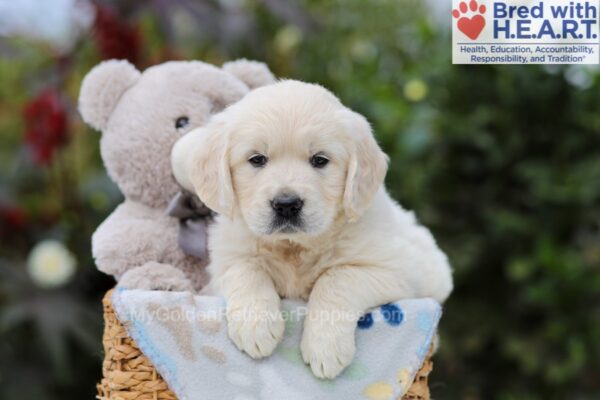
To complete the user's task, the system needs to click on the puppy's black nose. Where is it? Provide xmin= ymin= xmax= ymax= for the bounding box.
xmin=271 ymin=195 xmax=303 ymax=218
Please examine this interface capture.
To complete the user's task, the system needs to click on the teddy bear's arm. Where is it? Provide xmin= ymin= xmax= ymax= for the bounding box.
xmin=92 ymin=201 xmax=181 ymax=279
xmin=118 ymin=262 xmax=194 ymax=291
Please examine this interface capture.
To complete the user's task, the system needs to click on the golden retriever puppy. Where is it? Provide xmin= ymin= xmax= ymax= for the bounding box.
xmin=171 ymin=80 xmax=452 ymax=379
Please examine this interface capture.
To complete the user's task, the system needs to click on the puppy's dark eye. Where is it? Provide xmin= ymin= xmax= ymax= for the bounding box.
xmin=175 ymin=116 xmax=189 ymax=130
xmin=310 ymin=154 xmax=330 ymax=168
xmin=248 ymin=154 xmax=268 ymax=168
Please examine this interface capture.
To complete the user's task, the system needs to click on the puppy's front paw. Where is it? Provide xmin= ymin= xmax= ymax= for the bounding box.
xmin=226 ymin=300 xmax=284 ymax=359
xmin=301 ymin=318 xmax=356 ymax=379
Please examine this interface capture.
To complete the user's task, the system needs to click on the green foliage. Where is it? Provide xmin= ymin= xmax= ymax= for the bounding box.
xmin=0 ymin=1 xmax=598 ymax=399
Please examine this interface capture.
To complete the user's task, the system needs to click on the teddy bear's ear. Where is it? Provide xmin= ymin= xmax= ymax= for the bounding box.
xmin=222 ymin=58 xmax=276 ymax=89
xmin=78 ymin=60 xmax=141 ymax=131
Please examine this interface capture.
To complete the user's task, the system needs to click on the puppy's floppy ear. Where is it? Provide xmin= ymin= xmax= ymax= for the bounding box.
xmin=171 ymin=121 xmax=235 ymax=218
xmin=78 ymin=60 xmax=140 ymax=130
xmin=222 ymin=58 xmax=276 ymax=89
xmin=340 ymin=109 xmax=389 ymax=222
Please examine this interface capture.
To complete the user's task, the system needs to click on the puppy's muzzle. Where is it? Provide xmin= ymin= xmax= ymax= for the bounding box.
xmin=271 ymin=194 xmax=303 ymax=218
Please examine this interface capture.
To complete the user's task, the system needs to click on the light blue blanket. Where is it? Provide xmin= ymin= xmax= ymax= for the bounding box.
xmin=112 ymin=289 xmax=441 ymax=400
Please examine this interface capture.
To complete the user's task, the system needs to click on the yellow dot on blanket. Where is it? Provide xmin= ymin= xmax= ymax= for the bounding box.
xmin=397 ymin=368 xmax=412 ymax=391
xmin=363 ymin=382 xmax=394 ymax=400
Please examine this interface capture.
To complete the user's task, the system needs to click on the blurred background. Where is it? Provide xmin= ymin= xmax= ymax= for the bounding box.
xmin=0 ymin=0 xmax=598 ymax=399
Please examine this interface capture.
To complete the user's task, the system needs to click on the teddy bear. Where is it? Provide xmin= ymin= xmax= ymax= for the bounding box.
xmin=78 ymin=58 xmax=276 ymax=292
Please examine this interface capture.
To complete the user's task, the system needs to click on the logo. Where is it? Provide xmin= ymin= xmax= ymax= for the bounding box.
xmin=452 ymin=0 xmax=600 ymax=64
xmin=452 ymin=0 xmax=487 ymax=40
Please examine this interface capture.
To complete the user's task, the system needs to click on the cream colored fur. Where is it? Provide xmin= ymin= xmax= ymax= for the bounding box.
xmin=172 ymin=80 xmax=453 ymax=378
xmin=79 ymin=59 xmax=275 ymax=292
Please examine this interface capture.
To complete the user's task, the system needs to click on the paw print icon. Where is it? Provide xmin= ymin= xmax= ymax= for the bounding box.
xmin=452 ymin=0 xmax=487 ymax=40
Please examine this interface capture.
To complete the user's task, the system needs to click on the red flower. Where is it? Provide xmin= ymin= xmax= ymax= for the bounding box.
xmin=93 ymin=5 xmax=141 ymax=65
xmin=0 ymin=205 xmax=27 ymax=238
xmin=23 ymin=89 xmax=69 ymax=166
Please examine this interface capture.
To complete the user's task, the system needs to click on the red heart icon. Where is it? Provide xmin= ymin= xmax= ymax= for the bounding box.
xmin=457 ymin=15 xmax=485 ymax=40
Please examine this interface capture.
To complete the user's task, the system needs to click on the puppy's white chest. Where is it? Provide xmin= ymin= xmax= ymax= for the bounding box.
xmin=259 ymin=242 xmax=327 ymax=301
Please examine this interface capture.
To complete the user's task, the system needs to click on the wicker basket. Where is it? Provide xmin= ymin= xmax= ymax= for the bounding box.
xmin=97 ymin=290 xmax=432 ymax=400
